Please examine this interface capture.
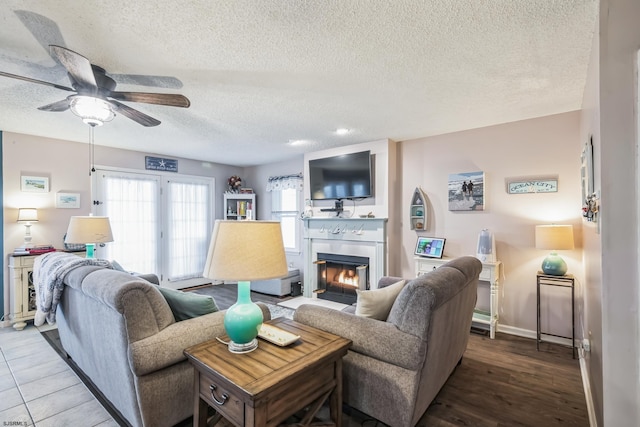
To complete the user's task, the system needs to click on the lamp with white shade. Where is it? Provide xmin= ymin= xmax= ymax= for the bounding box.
xmin=203 ymin=220 xmax=288 ymax=353
xmin=17 ymin=208 xmax=38 ymax=249
xmin=64 ymin=216 xmax=114 ymax=259
xmin=535 ymin=224 xmax=574 ymax=276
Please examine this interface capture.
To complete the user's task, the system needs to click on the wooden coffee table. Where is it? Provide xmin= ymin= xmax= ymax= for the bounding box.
xmin=184 ymin=318 xmax=351 ymax=427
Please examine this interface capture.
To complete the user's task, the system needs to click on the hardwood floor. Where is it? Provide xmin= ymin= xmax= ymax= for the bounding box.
xmin=420 ymin=335 xmax=587 ymax=427
xmin=189 ymin=283 xmax=589 ymax=426
xmin=188 ymin=282 xmax=293 ymax=309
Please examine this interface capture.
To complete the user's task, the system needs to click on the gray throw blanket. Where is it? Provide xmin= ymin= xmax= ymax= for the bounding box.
xmin=33 ymin=252 xmax=112 ymax=326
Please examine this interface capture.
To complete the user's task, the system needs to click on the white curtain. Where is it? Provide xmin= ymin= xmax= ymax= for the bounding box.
xmin=266 ymin=173 xmax=303 ymax=192
xmin=166 ymin=180 xmax=211 ymax=281
xmin=100 ymin=173 xmax=160 ymax=274
xmin=97 ymin=170 xmax=214 ymax=287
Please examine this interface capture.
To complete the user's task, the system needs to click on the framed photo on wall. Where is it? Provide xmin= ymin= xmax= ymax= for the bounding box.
xmin=56 ymin=192 xmax=81 ymax=209
xmin=21 ymin=175 xmax=49 ymax=193
xmin=448 ymin=171 xmax=484 ymax=211
xmin=414 ymin=237 xmax=446 ymax=259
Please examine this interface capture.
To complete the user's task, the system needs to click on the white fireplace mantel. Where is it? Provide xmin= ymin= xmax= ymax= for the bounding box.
xmin=303 ymin=217 xmax=388 ymax=298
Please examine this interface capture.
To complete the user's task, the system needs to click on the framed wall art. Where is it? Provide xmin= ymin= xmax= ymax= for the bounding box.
xmin=21 ymin=175 xmax=49 ymax=193
xmin=56 ymin=192 xmax=81 ymax=209
xmin=414 ymin=236 xmax=446 ymax=259
xmin=581 ymin=136 xmax=599 ymax=225
xmin=448 ymin=171 xmax=484 ymax=211
xmin=581 ymin=137 xmax=595 ymax=202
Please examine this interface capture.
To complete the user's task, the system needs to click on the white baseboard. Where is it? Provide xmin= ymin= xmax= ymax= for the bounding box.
xmin=579 ymin=347 xmax=598 ymax=427
xmin=497 ymin=324 xmax=575 ymax=347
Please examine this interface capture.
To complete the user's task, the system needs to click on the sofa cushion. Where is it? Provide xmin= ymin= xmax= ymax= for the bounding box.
xmin=157 ymin=287 xmax=219 ymax=321
xmin=355 ymin=279 xmax=406 ymax=320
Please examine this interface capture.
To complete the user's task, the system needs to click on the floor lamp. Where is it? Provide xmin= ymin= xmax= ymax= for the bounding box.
xmin=203 ymin=220 xmax=288 ymax=353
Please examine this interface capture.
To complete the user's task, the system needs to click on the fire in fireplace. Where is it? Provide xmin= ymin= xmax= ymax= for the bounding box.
xmin=315 ymin=253 xmax=369 ymax=305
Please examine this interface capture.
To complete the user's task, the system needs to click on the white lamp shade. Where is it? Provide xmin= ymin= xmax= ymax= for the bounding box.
xmin=535 ymin=225 xmax=574 ymax=250
xmin=65 ymin=216 xmax=114 ymax=244
xmin=17 ymin=208 xmax=38 ymax=223
xmin=203 ymin=220 xmax=288 ymax=281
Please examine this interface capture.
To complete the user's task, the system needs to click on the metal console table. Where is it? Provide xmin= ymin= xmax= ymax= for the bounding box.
xmin=536 ymin=273 xmax=575 ymax=359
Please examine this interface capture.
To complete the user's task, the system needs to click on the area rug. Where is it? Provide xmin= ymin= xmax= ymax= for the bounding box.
xmin=277 ymin=296 xmax=349 ymax=311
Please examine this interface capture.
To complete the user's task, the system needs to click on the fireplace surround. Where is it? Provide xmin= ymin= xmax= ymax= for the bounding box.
xmin=303 ymin=218 xmax=387 ymax=299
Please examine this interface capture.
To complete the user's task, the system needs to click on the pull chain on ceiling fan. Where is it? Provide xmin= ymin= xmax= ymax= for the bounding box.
xmin=89 ymin=125 xmax=96 ymax=176
xmin=0 ymin=45 xmax=190 ymax=127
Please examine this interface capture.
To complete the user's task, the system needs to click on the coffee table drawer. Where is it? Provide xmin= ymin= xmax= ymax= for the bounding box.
xmin=199 ymin=374 xmax=244 ymax=426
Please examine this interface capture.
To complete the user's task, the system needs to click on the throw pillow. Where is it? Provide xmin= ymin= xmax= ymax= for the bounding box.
xmin=355 ymin=279 xmax=406 ymax=320
xmin=156 ymin=287 xmax=219 ymax=321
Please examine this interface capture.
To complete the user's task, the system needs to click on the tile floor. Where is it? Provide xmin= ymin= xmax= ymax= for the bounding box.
xmin=0 ymin=323 xmax=118 ymax=427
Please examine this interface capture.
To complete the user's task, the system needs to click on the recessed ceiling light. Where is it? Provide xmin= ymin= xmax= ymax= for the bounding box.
xmin=335 ymin=128 xmax=350 ymax=135
xmin=289 ymin=139 xmax=309 ymax=146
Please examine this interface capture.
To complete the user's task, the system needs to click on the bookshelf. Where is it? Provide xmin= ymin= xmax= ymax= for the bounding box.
xmin=224 ymin=193 xmax=256 ymax=220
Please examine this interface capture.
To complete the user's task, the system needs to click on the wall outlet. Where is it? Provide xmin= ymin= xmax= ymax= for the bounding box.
xmin=582 ymin=338 xmax=591 ymax=352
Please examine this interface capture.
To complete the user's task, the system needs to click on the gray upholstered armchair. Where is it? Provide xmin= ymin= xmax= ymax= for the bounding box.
xmin=294 ymin=256 xmax=482 ymax=427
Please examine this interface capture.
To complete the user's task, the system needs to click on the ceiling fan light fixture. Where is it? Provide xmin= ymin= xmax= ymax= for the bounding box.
xmin=70 ymin=95 xmax=115 ymax=126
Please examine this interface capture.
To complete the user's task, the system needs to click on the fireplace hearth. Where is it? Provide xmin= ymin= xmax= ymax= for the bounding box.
xmin=315 ymin=253 xmax=369 ymax=305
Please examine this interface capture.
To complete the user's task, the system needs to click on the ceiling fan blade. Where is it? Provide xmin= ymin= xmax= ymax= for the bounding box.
xmin=111 ymin=74 xmax=183 ymax=89
xmin=37 ymin=99 xmax=70 ymax=112
xmin=109 ymin=92 xmax=190 ymax=108
xmin=15 ymin=11 xmax=66 ymax=58
xmin=50 ymin=45 xmax=97 ymax=89
xmin=108 ymin=100 xmax=161 ymax=127
xmin=0 ymin=70 xmax=74 ymax=92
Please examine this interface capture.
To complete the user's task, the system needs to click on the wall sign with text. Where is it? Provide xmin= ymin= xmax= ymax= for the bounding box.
xmin=506 ymin=177 xmax=558 ymax=194
xmin=145 ymin=156 xmax=178 ymax=172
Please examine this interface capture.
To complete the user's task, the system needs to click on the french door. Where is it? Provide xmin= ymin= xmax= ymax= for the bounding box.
xmin=94 ymin=169 xmax=214 ymax=289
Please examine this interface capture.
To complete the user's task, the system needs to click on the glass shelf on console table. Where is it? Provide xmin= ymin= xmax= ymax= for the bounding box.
xmin=414 ymin=256 xmax=502 ymax=339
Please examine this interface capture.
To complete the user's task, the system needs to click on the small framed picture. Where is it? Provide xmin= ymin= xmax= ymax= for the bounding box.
xmin=56 ymin=192 xmax=81 ymax=209
xmin=414 ymin=237 xmax=446 ymax=259
xmin=21 ymin=175 xmax=49 ymax=193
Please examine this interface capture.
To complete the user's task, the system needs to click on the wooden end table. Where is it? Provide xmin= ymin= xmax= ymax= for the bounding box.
xmin=184 ymin=318 xmax=351 ymax=427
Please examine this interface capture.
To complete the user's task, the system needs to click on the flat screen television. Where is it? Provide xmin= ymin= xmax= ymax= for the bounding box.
xmin=309 ymin=150 xmax=373 ymax=200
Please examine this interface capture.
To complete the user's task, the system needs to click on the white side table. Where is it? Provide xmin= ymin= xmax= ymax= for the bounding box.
xmin=8 ymin=254 xmax=37 ymax=330
xmin=415 ymin=256 xmax=502 ymax=338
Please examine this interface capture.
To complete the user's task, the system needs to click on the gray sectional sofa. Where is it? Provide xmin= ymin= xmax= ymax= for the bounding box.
xmin=55 ymin=264 xmax=270 ymax=427
xmin=294 ymin=256 xmax=482 ymax=427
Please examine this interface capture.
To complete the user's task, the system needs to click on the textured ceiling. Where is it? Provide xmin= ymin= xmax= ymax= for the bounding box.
xmin=0 ymin=1 xmax=597 ymax=166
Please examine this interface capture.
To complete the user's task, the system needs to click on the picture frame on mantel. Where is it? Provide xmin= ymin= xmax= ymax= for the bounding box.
xmin=21 ymin=175 xmax=49 ymax=193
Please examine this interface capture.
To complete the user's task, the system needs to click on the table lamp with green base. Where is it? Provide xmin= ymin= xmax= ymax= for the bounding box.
xmin=535 ymin=224 xmax=574 ymax=276
xmin=203 ymin=220 xmax=288 ymax=353
xmin=64 ymin=216 xmax=114 ymax=259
